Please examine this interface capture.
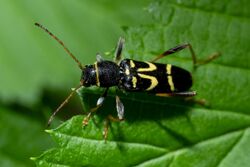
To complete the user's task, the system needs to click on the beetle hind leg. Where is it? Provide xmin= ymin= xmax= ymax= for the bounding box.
xmin=156 ymin=91 xmax=197 ymax=97
xmin=151 ymin=43 xmax=220 ymax=70
xmin=194 ymin=52 xmax=220 ymax=69
xmin=151 ymin=44 xmax=194 ymax=63
xmin=185 ymin=97 xmax=210 ymax=106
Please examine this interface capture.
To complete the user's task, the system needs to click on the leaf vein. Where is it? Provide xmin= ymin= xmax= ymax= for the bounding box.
xmin=216 ymin=129 xmax=246 ymax=167
xmin=169 ymin=2 xmax=250 ymax=20
xmin=54 ymin=132 xmax=168 ymax=152
xmin=134 ymin=127 xmax=249 ymax=166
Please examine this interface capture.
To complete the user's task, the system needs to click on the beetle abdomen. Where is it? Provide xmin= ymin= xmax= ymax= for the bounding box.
xmin=119 ymin=59 xmax=192 ymax=93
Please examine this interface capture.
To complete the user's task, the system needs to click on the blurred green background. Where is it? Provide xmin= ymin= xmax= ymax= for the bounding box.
xmin=0 ymin=0 xmax=152 ymax=166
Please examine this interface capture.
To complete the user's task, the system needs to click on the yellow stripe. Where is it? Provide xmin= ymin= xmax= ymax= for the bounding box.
xmin=125 ymin=68 xmax=130 ymax=75
xmin=137 ymin=62 xmax=157 ymax=72
xmin=130 ymin=60 xmax=135 ymax=68
xmin=166 ymin=64 xmax=171 ymax=75
xmin=94 ymin=62 xmax=100 ymax=86
xmin=138 ymin=73 xmax=158 ymax=90
xmin=168 ymin=76 xmax=175 ymax=91
xmin=132 ymin=77 xmax=137 ymax=88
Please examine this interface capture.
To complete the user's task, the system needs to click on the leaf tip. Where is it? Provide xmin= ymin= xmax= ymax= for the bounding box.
xmin=45 ymin=129 xmax=53 ymax=134
xmin=30 ymin=157 xmax=37 ymax=161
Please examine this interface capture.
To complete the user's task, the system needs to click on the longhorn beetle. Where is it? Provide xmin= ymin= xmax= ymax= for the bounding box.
xmin=35 ymin=23 xmax=219 ymax=140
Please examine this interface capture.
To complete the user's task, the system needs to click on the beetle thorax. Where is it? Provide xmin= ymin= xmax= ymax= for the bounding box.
xmin=81 ymin=61 xmax=120 ymax=87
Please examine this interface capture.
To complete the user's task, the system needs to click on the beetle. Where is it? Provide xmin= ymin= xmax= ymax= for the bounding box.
xmin=35 ymin=23 xmax=219 ymax=139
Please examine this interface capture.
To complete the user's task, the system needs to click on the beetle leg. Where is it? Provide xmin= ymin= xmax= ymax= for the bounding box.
xmin=151 ymin=43 xmax=220 ymax=70
xmin=102 ymin=96 xmax=125 ymax=141
xmin=156 ymin=92 xmax=210 ymax=106
xmin=185 ymin=97 xmax=209 ymax=106
xmin=151 ymin=44 xmax=195 ymax=63
xmin=114 ymin=37 xmax=125 ymax=64
xmin=103 ymin=114 xmax=124 ymax=141
xmin=156 ymin=91 xmax=196 ymax=97
xmin=194 ymin=52 xmax=220 ymax=68
xmin=115 ymin=95 xmax=125 ymax=120
xmin=82 ymin=88 xmax=109 ymax=126
xmin=103 ymin=118 xmax=109 ymax=142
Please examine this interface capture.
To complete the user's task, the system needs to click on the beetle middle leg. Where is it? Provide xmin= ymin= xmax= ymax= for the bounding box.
xmin=151 ymin=43 xmax=220 ymax=70
xmin=82 ymin=88 xmax=109 ymax=126
xmin=103 ymin=95 xmax=124 ymax=141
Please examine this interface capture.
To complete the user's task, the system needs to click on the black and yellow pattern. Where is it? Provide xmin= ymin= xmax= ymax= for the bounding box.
xmin=35 ymin=23 xmax=198 ymax=132
xmin=119 ymin=59 xmax=192 ymax=93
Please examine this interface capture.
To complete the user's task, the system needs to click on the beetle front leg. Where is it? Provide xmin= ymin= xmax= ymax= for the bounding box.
xmin=82 ymin=88 xmax=109 ymax=126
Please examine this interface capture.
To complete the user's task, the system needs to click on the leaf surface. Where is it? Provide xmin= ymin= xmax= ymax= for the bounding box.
xmin=33 ymin=0 xmax=250 ymax=166
xmin=0 ymin=108 xmax=52 ymax=167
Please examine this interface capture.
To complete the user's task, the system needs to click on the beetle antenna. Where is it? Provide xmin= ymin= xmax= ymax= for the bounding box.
xmin=47 ymin=84 xmax=82 ymax=127
xmin=35 ymin=22 xmax=84 ymax=70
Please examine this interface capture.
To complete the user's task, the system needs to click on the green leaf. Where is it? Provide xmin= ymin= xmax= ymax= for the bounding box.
xmin=33 ymin=0 xmax=250 ymax=166
xmin=0 ymin=107 xmax=53 ymax=167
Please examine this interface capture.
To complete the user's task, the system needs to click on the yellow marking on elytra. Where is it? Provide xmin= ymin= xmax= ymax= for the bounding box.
xmin=130 ymin=60 xmax=135 ymax=68
xmin=166 ymin=64 xmax=172 ymax=75
xmin=138 ymin=73 xmax=158 ymax=90
xmin=132 ymin=76 xmax=137 ymax=88
xmin=125 ymin=68 xmax=130 ymax=75
xmin=137 ymin=62 xmax=157 ymax=72
xmin=94 ymin=62 xmax=100 ymax=86
xmin=168 ymin=76 xmax=175 ymax=91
